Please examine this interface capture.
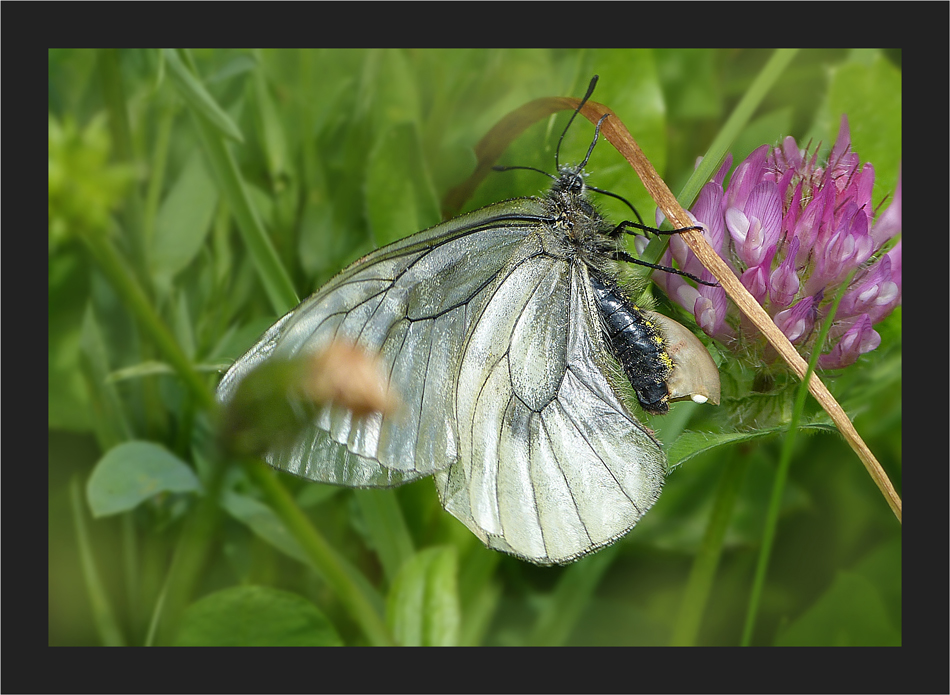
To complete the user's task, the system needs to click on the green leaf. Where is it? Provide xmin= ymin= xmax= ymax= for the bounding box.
xmin=366 ymin=121 xmax=440 ymax=247
xmin=104 ymin=360 xmax=224 ymax=382
xmin=79 ymin=303 xmax=132 ymax=448
xmin=172 ymin=289 xmax=197 ymax=361
xmin=163 ymin=49 xmax=244 ymax=143
xmin=86 ymin=441 xmax=202 ymax=517
xmin=774 ymin=571 xmax=900 ymax=646
xmin=175 ymin=585 xmax=343 ymax=646
xmin=582 ymin=50 xmax=668 ymax=225
xmin=368 ymin=48 xmax=421 ymax=131
xmin=528 ymin=544 xmax=618 ymax=646
xmin=150 ymin=151 xmax=218 ymax=284
xmin=386 ymin=546 xmax=460 ymax=646
xmin=205 ymin=53 xmax=258 ymax=85
xmin=852 ymin=538 xmax=902 ymax=630
xmin=668 ymin=431 xmax=770 ymax=468
xmin=668 ymin=423 xmax=837 ymax=469
xmin=295 ymin=481 xmax=345 ymax=509
xmin=656 ymin=48 xmax=724 ymax=122
xmin=458 ymin=559 xmax=502 ymax=646
xmin=251 ymin=66 xmax=290 ymax=181
xmin=828 ymin=53 xmax=902 ymax=205
xmin=297 ymin=195 xmax=352 ymax=282
xmin=353 ymin=489 xmax=414 ymax=585
xmin=220 ymin=491 xmax=307 ymax=564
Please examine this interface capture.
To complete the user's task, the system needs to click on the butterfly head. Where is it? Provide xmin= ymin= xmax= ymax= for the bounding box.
xmin=551 ymin=166 xmax=589 ymax=198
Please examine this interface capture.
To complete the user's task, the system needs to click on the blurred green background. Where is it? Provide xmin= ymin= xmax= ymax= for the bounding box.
xmin=49 ymin=49 xmax=901 ymax=647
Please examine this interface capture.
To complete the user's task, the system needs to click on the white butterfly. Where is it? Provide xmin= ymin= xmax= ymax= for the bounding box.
xmin=218 ymin=82 xmax=719 ymax=565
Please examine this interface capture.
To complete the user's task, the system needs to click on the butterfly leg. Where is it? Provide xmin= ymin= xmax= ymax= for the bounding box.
xmin=610 ymin=250 xmax=718 ymax=287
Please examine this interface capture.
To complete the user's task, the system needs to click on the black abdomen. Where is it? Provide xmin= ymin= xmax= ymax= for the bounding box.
xmin=590 ymin=273 xmax=672 ymax=414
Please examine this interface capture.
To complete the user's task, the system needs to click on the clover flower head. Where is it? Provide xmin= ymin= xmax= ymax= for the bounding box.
xmin=658 ymin=116 xmax=901 ymax=370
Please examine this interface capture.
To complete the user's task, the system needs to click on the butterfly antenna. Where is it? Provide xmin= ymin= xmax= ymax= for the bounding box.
xmin=493 ymin=164 xmax=557 ymax=182
xmin=555 ymin=75 xmax=599 ymax=172
xmin=578 ymin=113 xmax=609 ymax=171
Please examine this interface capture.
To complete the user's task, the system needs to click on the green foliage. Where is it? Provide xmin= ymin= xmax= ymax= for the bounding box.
xmin=86 ymin=441 xmax=202 ymax=517
xmin=386 ymin=547 xmax=460 ymax=646
xmin=175 ymin=585 xmax=343 ymax=646
xmin=366 ymin=121 xmax=441 ymax=246
xmin=774 ymin=538 xmax=901 ymax=646
xmin=49 ymin=49 xmax=901 ymax=653
xmin=150 ymin=152 xmax=218 ymax=287
xmin=827 ymin=53 xmax=902 ymax=205
xmin=220 ymin=491 xmax=309 ymax=564
xmin=162 ymin=49 xmax=245 ymax=144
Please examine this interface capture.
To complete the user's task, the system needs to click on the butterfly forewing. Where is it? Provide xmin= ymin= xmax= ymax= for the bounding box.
xmin=219 ymin=199 xmax=549 ymax=486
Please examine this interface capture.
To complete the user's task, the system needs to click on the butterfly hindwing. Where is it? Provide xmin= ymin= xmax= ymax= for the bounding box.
xmin=437 ymin=262 xmax=666 ymax=565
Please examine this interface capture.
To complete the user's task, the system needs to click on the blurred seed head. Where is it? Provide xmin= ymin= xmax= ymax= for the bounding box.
xmin=220 ymin=341 xmax=397 ymax=458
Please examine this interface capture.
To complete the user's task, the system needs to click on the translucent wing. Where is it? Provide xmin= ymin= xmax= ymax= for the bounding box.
xmin=217 ymin=198 xmax=549 ymax=487
xmin=435 ymin=260 xmax=666 ymax=565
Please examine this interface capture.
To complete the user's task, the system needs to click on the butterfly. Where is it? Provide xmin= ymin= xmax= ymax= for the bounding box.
xmin=217 ymin=77 xmax=719 ymax=565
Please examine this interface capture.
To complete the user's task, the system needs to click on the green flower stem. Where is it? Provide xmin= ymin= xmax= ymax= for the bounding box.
xmin=244 ymin=461 xmax=394 ymax=646
xmin=151 ymin=457 xmax=227 ymax=645
xmin=670 ymin=456 xmax=748 ymax=646
xmin=121 ymin=514 xmax=142 ymax=639
xmin=70 ymin=476 xmax=126 ymax=646
xmin=81 ymin=232 xmax=215 ymax=410
xmin=740 ymin=273 xmax=854 ymax=646
xmin=143 ymin=579 xmax=167 ymax=647
xmin=142 ymin=99 xmax=176 ymax=251
xmin=740 ymin=426 xmax=797 ymax=646
xmin=678 ymin=48 xmax=799 ymax=208
xmin=189 ymin=110 xmax=299 ymax=315
xmin=641 ymin=48 xmax=799 ymax=266
xmin=164 ymin=49 xmax=244 ymax=144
